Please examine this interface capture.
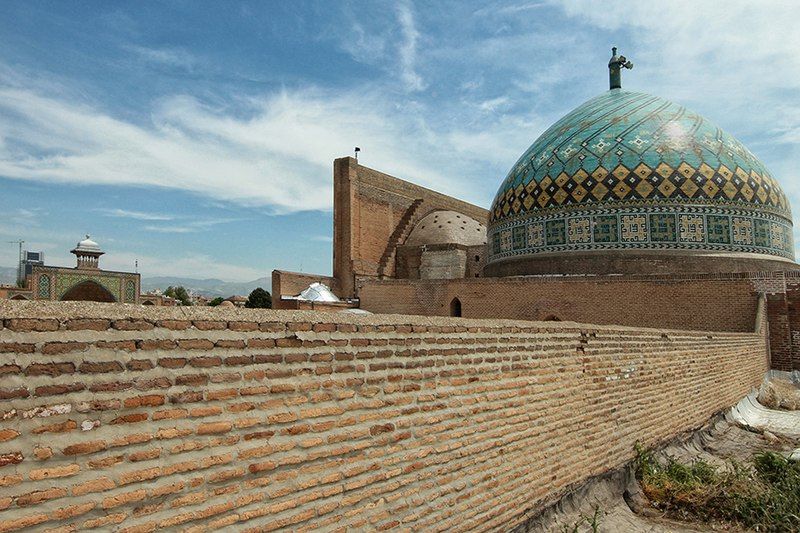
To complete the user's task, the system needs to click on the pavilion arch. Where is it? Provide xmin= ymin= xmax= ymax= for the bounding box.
xmin=61 ymin=280 xmax=116 ymax=302
xmin=10 ymin=294 xmax=29 ymax=300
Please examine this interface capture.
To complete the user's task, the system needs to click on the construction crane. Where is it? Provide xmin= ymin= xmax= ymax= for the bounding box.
xmin=7 ymin=240 xmax=24 ymax=287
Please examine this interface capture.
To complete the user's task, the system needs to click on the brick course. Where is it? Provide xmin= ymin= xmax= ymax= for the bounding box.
xmin=0 ymin=301 xmax=767 ymax=531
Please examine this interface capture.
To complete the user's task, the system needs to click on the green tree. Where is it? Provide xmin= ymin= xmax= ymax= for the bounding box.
xmin=164 ymin=286 xmax=192 ymax=306
xmin=208 ymin=297 xmax=224 ymax=307
xmin=245 ymin=287 xmax=272 ymax=309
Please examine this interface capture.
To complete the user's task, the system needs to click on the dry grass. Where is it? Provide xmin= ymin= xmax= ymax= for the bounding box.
xmin=634 ymin=443 xmax=800 ymax=532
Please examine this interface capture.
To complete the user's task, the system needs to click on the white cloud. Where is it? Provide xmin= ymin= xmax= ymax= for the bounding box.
xmin=102 ymin=251 xmax=264 ymax=281
xmin=96 ymin=208 xmax=175 ymax=221
xmin=126 ymin=46 xmax=198 ymax=70
xmin=396 ymin=1 xmax=426 ymax=91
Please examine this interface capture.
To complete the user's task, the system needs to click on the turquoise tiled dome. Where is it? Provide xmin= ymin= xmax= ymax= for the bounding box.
xmin=487 ymin=89 xmax=794 ymax=262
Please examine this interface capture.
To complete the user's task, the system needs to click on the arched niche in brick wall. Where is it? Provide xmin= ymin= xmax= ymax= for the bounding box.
xmin=450 ymin=297 xmax=462 ymax=317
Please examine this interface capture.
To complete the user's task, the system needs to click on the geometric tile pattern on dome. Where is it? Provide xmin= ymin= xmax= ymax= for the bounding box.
xmin=490 ymin=90 xmax=792 ymax=223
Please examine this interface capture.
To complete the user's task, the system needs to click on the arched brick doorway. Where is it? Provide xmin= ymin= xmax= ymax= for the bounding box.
xmin=10 ymin=295 xmax=28 ymax=300
xmin=61 ymin=281 xmax=116 ymax=302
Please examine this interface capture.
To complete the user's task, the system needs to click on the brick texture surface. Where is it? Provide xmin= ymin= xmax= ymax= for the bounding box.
xmin=358 ymin=273 xmax=761 ymax=331
xmin=0 ymin=302 xmax=767 ymax=531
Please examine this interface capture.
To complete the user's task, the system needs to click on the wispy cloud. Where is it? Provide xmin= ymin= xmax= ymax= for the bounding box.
xmin=142 ymin=217 xmax=243 ymax=234
xmin=102 ymin=250 xmax=264 ymax=281
xmin=142 ymin=225 xmax=195 ymax=234
xmin=396 ymin=1 xmax=425 ymax=91
xmin=126 ymin=45 xmax=198 ymax=71
xmin=95 ymin=208 xmax=175 ymax=221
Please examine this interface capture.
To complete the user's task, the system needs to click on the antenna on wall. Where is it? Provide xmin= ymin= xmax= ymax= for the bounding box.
xmin=135 ymin=259 xmax=139 ymax=274
xmin=354 ymin=147 xmax=361 ymax=161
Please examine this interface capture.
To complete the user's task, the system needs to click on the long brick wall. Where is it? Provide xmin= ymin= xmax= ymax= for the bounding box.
xmin=0 ymin=302 xmax=767 ymax=532
xmin=357 ymin=273 xmax=762 ymax=332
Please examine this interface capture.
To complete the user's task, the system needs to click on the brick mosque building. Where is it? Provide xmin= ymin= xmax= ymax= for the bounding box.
xmin=275 ymin=49 xmax=800 ymax=371
xmin=0 ymin=235 xmax=141 ymax=304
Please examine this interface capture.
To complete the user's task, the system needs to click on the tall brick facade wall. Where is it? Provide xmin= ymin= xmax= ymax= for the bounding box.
xmin=358 ymin=274 xmax=763 ymax=333
xmin=0 ymin=301 xmax=767 ymax=531
xmin=333 ymin=157 xmax=488 ymax=297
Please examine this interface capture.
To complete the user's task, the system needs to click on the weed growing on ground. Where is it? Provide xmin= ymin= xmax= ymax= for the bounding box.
xmin=560 ymin=506 xmax=603 ymax=533
xmin=634 ymin=443 xmax=800 ymax=532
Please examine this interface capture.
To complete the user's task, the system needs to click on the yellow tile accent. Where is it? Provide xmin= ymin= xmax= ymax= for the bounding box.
xmin=680 ymin=179 xmax=699 ymax=198
xmin=591 ymin=166 xmax=609 ymax=181
xmin=677 ymin=162 xmax=695 ymax=178
xmin=658 ymin=179 xmax=677 ymax=197
xmin=655 ymin=163 xmax=674 ymax=179
xmin=591 ymin=183 xmax=608 ymax=201
xmin=571 ymin=185 xmax=588 ymax=201
xmin=553 ymin=188 xmax=569 ymax=205
xmin=613 ymin=181 xmax=632 ymax=199
xmin=612 ymin=165 xmax=630 ymax=180
xmin=722 ymin=181 xmax=738 ymax=199
xmin=702 ymin=180 xmax=720 ymax=198
xmin=698 ymin=163 xmax=715 ymax=179
xmin=635 ymin=179 xmax=654 ymax=198
xmin=633 ymin=163 xmax=651 ymax=179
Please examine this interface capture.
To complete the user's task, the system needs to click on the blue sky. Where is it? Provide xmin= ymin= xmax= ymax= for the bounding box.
xmin=1 ymin=1 xmax=799 ymax=281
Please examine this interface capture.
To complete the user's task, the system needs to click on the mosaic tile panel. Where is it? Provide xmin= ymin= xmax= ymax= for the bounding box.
xmin=512 ymin=226 xmax=526 ymax=250
xmin=593 ymin=215 xmax=618 ymax=243
xmin=568 ymin=217 xmax=591 ymax=244
xmin=38 ymin=275 xmax=50 ymax=299
xmin=125 ymin=279 xmax=137 ymax=303
xmin=679 ymin=214 xmax=705 ymax=243
xmin=545 ymin=219 xmax=566 ymax=245
xmin=707 ymin=215 xmax=731 ymax=244
xmin=620 ymin=214 xmax=647 ymax=242
xmin=499 ymin=229 xmax=512 ymax=253
xmin=771 ymin=222 xmax=785 ymax=251
xmin=649 ymin=213 xmax=677 ymax=242
xmin=754 ymin=219 xmax=771 ymax=248
xmin=732 ymin=217 xmax=754 ymax=245
xmin=527 ymin=222 xmax=544 ymax=248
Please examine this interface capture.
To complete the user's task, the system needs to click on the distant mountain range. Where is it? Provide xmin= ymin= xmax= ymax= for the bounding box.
xmin=0 ymin=266 xmax=270 ymax=298
xmin=141 ymin=276 xmax=270 ymax=298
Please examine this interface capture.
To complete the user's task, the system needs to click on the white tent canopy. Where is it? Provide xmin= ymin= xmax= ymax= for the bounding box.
xmin=297 ymin=282 xmax=340 ymax=302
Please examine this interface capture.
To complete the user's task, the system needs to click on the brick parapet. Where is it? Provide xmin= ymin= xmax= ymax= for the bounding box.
xmin=0 ymin=301 xmax=767 ymax=531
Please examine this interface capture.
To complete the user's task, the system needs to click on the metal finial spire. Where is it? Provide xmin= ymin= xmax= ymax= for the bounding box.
xmin=608 ymin=47 xmax=633 ymax=90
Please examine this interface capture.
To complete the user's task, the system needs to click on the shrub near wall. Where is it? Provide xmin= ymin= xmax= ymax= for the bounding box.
xmin=0 ymin=301 xmax=766 ymax=532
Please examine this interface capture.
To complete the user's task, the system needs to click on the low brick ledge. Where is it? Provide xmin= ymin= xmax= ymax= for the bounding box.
xmin=0 ymin=301 xmax=757 ymax=337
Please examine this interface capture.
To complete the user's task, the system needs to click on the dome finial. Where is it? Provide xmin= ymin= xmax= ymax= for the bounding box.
xmin=608 ymin=46 xmax=633 ymax=90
